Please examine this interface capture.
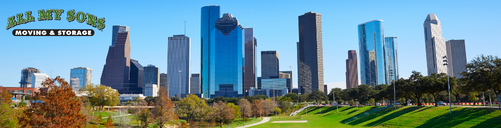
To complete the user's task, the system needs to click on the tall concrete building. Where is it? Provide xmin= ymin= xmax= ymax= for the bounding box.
xmin=297 ymin=12 xmax=324 ymax=94
xmin=31 ymin=73 xmax=49 ymax=88
xmin=358 ymin=20 xmax=385 ymax=86
xmin=424 ymin=14 xmax=447 ymax=76
xmin=160 ymin=73 xmax=167 ymax=89
xmin=346 ymin=50 xmax=358 ymax=88
xmin=261 ymin=51 xmax=279 ymax=79
xmin=190 ymin=74 xmax=201 ymax=94
xmin=384 ymin=37 xmax=399 ymax=83
xmin=143 ymin=65 xmax=160 ymax=86
xmin=244 ymin=28 xmax=257 ymax=96
xmin=167 ymin=35 xmax=191 ymax=97
xmin=446 ymin=39 xmax=467 ymax=78
xmin=70 ymin=67 xmax=92 ymax=89
xmin=279 ymin=71 xmax=293 ymax=93
xmin=19 ymin=67 xmax=40 ymax=88
xmin=200 ymin=5 xmax=220 ymax=98
xmin=101 ymin=25 xmax=131 ymax=93
xmin=70 ymin=77 xmax=80 ymax=91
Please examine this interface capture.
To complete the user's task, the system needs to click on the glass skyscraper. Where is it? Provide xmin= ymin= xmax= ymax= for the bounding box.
xmin=297 ymin=12 xmax=324 ymax=94
xmin=358 ymin=20 xmax=386 ymax=86
xmin=384 ymin=37 xmax=399 ymax=83
xmin=143 ymin=65 xmax=159 ymax=86
xmin=19 ymin=67 xmax=40 ymax=88
xmin=167 ymin=35 xmax=191 ymax=98
xmin=70 ymin=67 xmax=92 ymax=89
xmin=200 ymin=5 xmax=220 ymax=98
xmin=208 ymin=13 xmax=244 ymax=98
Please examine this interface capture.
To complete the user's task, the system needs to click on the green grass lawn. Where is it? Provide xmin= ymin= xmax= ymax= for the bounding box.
xmin=250 ymin=106 xmax=501 ymax=128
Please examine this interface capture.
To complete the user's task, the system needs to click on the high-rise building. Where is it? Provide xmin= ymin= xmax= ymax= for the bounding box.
xmin=384 ymin=37 xmax=399 ymax=83
xmin=257 ymin=77 xmax=262 ymax=89
xmin=207 ymin=13 xmax=245 ymax=98
xmin=279 ymin=71 xmax=293 ymax=93
xmin=19 ymin=67 xmax=40 ymax=88
xmin=346 ymin=50 xmax=358 ymax=88
xmin=143 ymin=65 xmax=160 ymax=86
xmin=70 ymin=77 xmax=80 ymax=91
xmin=324 ymin=84 xmax=327 ymax=95
xmin=446 ymin=39 xmax=467 ymax=78
xmin=167 ymin=35 xmax=191 ymax=97
xmin=201 ymin=5 xmax=220 ymax=98
xmin=297 ymin=12 xmax=324 ymax=94
xmin=143 ymin=84 xmax=159 ymax=97
xmin=358 ymin=20 xmax=385 ymax=86
xmin=261 ymin=51 xmax=279 ymax=79
xmin=70 ymin=67 xmax=92 ymax=89
xmin=244 ymin=28 xmax=257 ymax=96
xmin=160 ymin=73 xmax=167 ymax=89
xmin=101 ymin=25 xmax=131 ymax=93
xmin=190 ymin=74 xmax=201 ymax=94
xmin=424 ymin=14 xmax=447 ymax=76
xmin=128 ymin=59 xmax=144 ymax=94
xmin=31 ymin=73 xmax=49 ymax=88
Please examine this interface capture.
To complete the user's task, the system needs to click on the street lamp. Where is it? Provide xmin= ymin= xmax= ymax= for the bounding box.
xmin=391 ymin=70 xmax=396 ymax=110
xmin=443 ymin=55 xmax=451 ymax=114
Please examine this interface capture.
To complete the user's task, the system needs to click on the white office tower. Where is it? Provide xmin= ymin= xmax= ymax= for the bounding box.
xmin=424 ymin=14 xmax=447 ymax=76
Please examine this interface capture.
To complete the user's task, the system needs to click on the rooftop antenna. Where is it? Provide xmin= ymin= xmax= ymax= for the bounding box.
xmin=184 ymin=10 xmax=186 ymax=36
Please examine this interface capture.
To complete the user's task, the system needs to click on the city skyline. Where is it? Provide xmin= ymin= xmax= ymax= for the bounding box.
xmin=1 ymin=1 xmax=500 ymax=91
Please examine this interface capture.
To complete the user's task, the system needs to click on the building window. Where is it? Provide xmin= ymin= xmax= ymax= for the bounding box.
xmin=27 ymin=90 xmax=32 ymax=93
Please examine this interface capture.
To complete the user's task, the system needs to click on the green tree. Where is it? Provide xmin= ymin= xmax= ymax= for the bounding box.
xmin=227 ymin=103 xmax=240 ymax=119
xmin=469 ymin=92 xmax=479 ymax=106
xmin=408 ymin=71 xmax=427 ymax=106
xmin=282 ymin=93 xmax=298 ymax=102
xmin=84 ymin=84 xmax=120 ymax=110
xmin=136 ymin=109 xmax=150 ymax=128
xmin=328 ymin=88 xmax=343 ymax=102
xmin=175 ymin=94 xmax=210 ymax=125
xmin=368 ymin=98 xmax=375 ymax=106
xmin=308 ymin=90 xmax=328 ymax=103
xmin=208 ymin=101 xmax=235 ymax=128
xmin=0 ymin=87 xmax=18 ymax=128
xmin=461 ymin=55 xmax=501 ymax=109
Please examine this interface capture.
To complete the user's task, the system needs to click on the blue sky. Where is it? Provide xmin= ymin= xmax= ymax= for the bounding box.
xmin=1 ymin=0 xmax=500 ymax=91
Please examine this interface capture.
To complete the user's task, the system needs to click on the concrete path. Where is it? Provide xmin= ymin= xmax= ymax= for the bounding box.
xmin=236 ymin=117 xmax=271 ymax=128
xmin=101 ymin=114 xmax=132 ymax=119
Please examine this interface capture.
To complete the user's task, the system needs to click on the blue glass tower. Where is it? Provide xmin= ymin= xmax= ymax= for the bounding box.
xmin=209 ymin=13 xmax=244 ymax=98
xmin=358 ymin=20 xmax=386 ymax=86
xmin=384 ymin=37 xmax=399 ymax=84
xmin=200 ymin=5 xmax=220 ymax=98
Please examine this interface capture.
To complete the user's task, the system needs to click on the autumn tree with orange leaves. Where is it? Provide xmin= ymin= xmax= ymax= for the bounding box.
xmin=18 ymin=76 xmax=86 ymax=127
xmin=151 ymin=86 xmax=178 ymax=128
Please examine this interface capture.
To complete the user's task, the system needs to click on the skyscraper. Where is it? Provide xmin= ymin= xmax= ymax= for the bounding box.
xmin=190 ymin=74 xmax=201 ymax=94
xmin=279 ymin=71 xmax=293 ymax=93
xmin=243 ymin=28 xmax=257 ymax=96
xmin=70 ymin=77 xmax=80 ymax=91
xmin=129 ymin=59 xmax=144 ymax=94
xmin=446 ymin=39 xmax=467 ymax=78
xmin=261 ymin=51 xmax=279 ymax=79
xmin=70 ymin=67 xmax=92 ymax=89
xmin=346 ymin=50 xmax=358 ymax=88
xmin=167 ymin=35 xmax=191 ymax=97
xmin=208 ymin=13 xmax=245 ymax=98
xmin=200 ymin=5 xmax=220 ymax=98
xmin=19 ymin=67 xmax=40 ymax=88
xmin=101 ymin=25 xmax=131 ymax=93
xmin=160 ymin=73 xmax=167 ymax=88
xmin=358 ymin=20 xmax=385 ymax=86
xmin=143 ymin=65 xmax=160 ymax=86
xmin=297 ymin=12 xmax=324 ymax=94
xmin=384 ymin=37 xmax=399 ymax=83
xmin=424 ymin=14 xmax=447 ymax=76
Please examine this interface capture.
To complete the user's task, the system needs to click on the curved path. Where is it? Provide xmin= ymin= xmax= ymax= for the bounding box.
xmin=236 ymin=117 xmax=270 ymax=128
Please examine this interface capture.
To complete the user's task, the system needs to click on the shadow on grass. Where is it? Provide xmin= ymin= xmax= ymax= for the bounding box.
xmin=298 ymin=106 xmax=320 ymax=115
xmin=340 ymin=106 xmax=354 ymax=112
xmin=322 ymin=106 xmax=349 ymax=117
xmin=410 ymin=106 xmax=430 ymax=114
xmin=471 ymin=115 xmax=501 ymax=128
xmin=340 ymin=106 xmax=378 ymax=123
xmin=316 ymin=106 xmax=336 ymax=114
xmin=361 ymin=106 xmax=421 ymax=126
xmin=416 ymin=108 xmax=494 ymax=128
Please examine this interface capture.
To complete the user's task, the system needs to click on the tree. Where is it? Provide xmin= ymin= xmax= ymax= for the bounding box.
xmin=369 ymin=98 xmax=375 ymax=106
xmin=328 ymin=88 xmax=343 ymax=102
xmin=151 ymin=86 xmax=178 ymax=128
xmin=308 ymin=90 xmax=328 ymax=103
xmin=408 ymin=71 xmax=426 ymax=106
xmin=261 ymin=99 xmax=275 ymax=116
xmin=280 ymin=101 xmax=293 ymax=114
xmin=299 ymin=93 xmax=309 ymax=103
xmin=469 ymin=92 xmax=479 ymax=106
xmin=282 ymin=93 xmax=298 ymax=102
xmin=175 ymin=94 xmax=210 ymax=125
xmin=105 ymin=115 xmax=114 ymax=128
xmin=208 ymin=101 xmax=235 ymax=128
xmin=19 ymin=77 xmax=86 ymax=127
xmin=0 ymin=87 xmax=18 ymax=127
xmin=251 ymin=99 xmax=262 ymax=117
xmin=237 ymin=99 xmax=252 ymax=119
xmin=461 ymin=55 xmax=501 ymax=109
xmin=227 ymin=103 xmax=240 ymax=120
xmin=84 ymin=84 xmax=120 ymax=110
xmin=136 ymin=109 xmax=150 ymax=128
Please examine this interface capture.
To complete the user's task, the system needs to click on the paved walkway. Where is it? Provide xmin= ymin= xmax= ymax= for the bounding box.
xmin=236 ymin=117 xmax=270 ymax=128
xmin=102 ymin=114 xmax=132 ymax=119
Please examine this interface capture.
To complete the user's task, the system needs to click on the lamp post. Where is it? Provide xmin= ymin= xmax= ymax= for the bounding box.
xmin=391 ymin=70 xmax=396 ymax=109
xmin=443 ymin=55 xmax=451 ymax=114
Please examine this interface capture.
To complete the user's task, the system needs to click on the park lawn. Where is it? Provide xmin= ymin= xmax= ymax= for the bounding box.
xmin=251 ymin=106 xmax=501 ymax=128
xmin=213 ymin=117 xmax=263 ymax=128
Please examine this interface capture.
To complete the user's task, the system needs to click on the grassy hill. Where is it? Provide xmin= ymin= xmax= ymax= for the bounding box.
xmin=251 ymin=106 xmax=501 ymax=128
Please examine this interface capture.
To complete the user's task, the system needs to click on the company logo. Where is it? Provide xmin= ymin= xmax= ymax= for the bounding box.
xmin=6 ymin=9 xmax=105 ymax=36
